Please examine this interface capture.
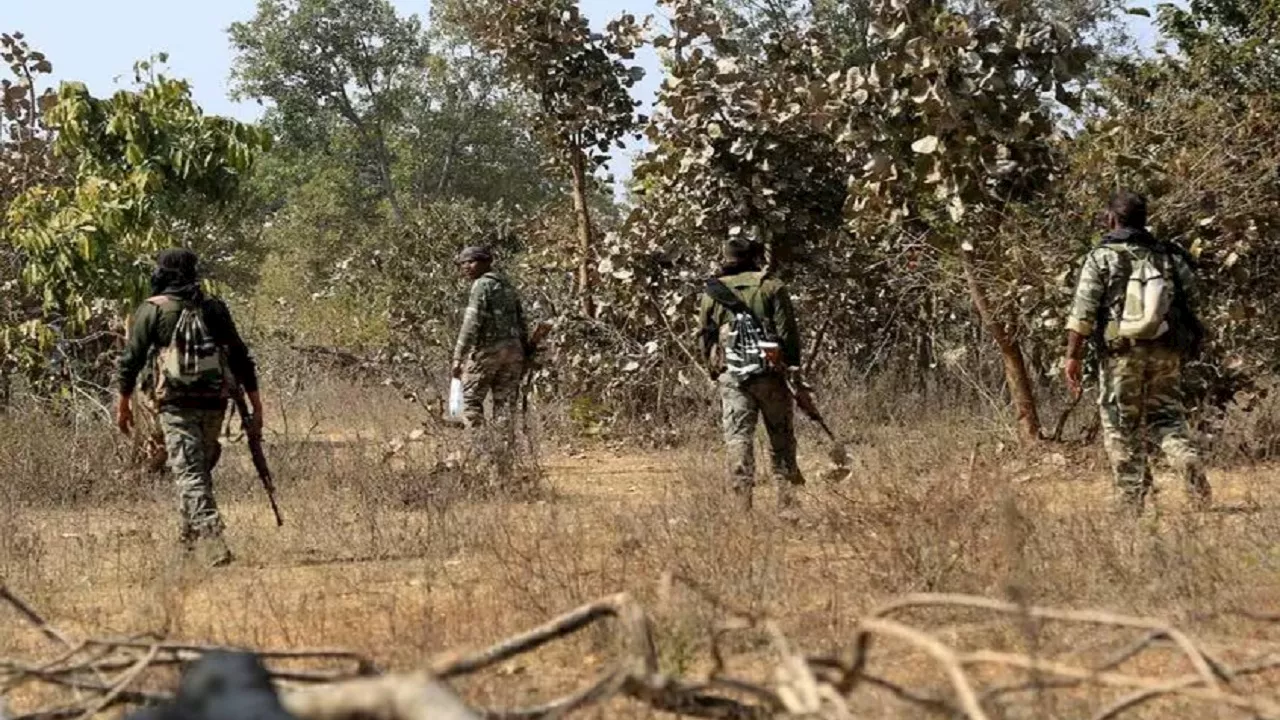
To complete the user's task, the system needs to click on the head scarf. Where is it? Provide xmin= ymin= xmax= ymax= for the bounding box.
xmin=150 ymin=248 xmax=203 ymax=300
xmin=456 ymin=246 xmax=494 ymax=264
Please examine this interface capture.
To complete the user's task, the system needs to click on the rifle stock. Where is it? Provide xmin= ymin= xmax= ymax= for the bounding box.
xmin=787 ymin=376 xmax=837 ymax=442
xmin=231 ymin=388 xmax=283 ymax=527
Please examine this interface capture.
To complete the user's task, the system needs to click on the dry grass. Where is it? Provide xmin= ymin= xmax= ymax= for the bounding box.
xmin=3 ymin=374 xmax=1280 ymax=718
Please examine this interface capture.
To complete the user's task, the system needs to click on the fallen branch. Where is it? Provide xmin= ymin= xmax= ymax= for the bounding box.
xmin=429 ymin=592 xmax=655 ymax=680
xmin=4 ymin=589 xmax=1279 ymax=720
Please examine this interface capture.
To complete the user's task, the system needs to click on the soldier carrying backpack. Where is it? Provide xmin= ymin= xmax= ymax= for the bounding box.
xmin=1064 ymin=190 xmax=1211 ymax=513
xmin=115 ymin=248 xmax=262 ymax=567
xmin=698 ymin=238 xmax=806 ymax=514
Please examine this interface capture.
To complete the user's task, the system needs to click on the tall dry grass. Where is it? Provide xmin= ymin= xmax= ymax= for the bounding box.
xmin=3 ymin=367 xmax=1280 ymax=718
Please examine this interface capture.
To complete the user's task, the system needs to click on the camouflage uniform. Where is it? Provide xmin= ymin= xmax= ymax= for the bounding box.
xmin=1067 ymin=228 xmax=1210 ymax=508
xmin=453 ymin=271 xmax=530 ymax=471
xmin=699 ymin=269 xmax=805 ymax=508
xmin=118 ymin=293 xmax=258 ymax=551
xmin=158 ymin=408 xmax=227 ymax=541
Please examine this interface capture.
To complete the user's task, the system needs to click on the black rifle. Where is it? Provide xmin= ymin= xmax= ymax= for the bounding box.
xmin=230 ymin=386 xmax=283 ymax=527
xmin=703 ymin=279 xmax=837 ymax=442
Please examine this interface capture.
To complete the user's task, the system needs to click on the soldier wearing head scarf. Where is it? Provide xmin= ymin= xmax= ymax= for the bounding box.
xmin=698 ymin=238 xmax=805 ymax=513
xmin=1065 ymin=190 xmax=1210 ymax=513
xmin=116 ymin=248 xmax=261 ymax=567
xmin=452 ymin=246 xmax=531 ymax=471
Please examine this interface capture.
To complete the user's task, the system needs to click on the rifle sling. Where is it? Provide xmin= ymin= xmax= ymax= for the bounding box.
xmin=704 ymin=278 xmax=775 ymax=340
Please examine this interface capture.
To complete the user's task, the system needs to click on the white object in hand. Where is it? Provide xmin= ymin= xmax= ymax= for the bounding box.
xmin=447 ymin=378 xmax=465 ymax=419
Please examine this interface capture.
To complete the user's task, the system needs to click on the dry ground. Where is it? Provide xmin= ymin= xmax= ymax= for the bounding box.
xmin=3 ymin=384 xmax=1280 ymax=718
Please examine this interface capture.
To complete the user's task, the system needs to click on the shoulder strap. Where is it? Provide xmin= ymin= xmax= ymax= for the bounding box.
xmin=705 ymin=278 xmax=761 ymax=324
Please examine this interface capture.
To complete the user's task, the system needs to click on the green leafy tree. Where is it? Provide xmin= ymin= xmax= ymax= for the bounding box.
xmin=827 ymin=0 xmax=1091 ymax=439
xmin=398 ymin=24 xmax=558 ymax=208
xmin=1 ymin=57 xmax=270 ymax=388
xmin=1157 ymin=0 xmax=1280 ymax=93
xmin=1 ymin=32 xmax=59 ymax=405
xmin=230 ymin=0 xmax=430 ymax=224
xmin=633 ymin=0 xmax=847 ymax=267
xmin=229 ymin=1 xmax=561 ymax=355
xmin=439 ymin=0 xmax=647 ymax=316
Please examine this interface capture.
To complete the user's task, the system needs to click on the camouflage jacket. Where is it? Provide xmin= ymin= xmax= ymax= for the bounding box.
xmin=453 ymin=271 xmax=530 ymax=363
xmin=698 ymin=270 xmax=802 ymax=369
xmin=1067 ymin=227 xmax=1200 ymax=347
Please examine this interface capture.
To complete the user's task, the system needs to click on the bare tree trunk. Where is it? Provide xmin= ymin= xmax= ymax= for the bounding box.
xmin=962 ymin=251 xmax=1041 ymax=441
xmin=569 ymin=147 xmax=596 ymax=318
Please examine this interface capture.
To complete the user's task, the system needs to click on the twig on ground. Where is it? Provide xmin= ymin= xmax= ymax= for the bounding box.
xmin=845 ymin=593 xmax=1226 ymax=697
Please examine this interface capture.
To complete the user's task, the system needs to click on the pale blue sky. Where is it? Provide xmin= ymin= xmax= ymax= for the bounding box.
xmin=4 ymin=0 xmax=1159 ymax=186
xmin=4 ymin=0 xmax=665 ymax=185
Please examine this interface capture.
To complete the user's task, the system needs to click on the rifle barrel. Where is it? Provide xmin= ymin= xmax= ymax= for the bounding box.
xmin=232 ymin=390 xmax=284 ymax=527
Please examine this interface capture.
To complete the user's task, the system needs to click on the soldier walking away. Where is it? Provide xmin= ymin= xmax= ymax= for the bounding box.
xmin=451 ymin=245 xmax=531 ymax=480
xmin=699 ymin=238 xmax=806 ymax=514
xmin=115 ymin=248 xmax=263 ymax=567
xmin=1064 ymin=190 xmax=1211 ymax=514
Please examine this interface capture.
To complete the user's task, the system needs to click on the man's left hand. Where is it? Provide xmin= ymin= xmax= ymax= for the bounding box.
xmin=246 ymin=391 xmax=265 ymax=436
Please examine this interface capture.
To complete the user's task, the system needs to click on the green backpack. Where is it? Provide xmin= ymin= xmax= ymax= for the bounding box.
xmin=146 ymin=296 xmax=234 ymax=404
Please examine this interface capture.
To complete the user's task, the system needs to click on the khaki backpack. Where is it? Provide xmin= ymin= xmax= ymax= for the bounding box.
xmin=1111 ymin=246 xmax=1178 ymax=342
xmin=146 ymin=296 xmax=234 ymax=404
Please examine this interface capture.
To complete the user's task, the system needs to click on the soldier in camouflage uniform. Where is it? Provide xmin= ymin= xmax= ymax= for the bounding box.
xmin=452 ymin=246 xmax=530 ymax=474
xmin=116 ymin=249 xmax=262 ymax=567
xmin=1065 ymin=191 xmax=1211 ymax=512
xmin=699 ymin=239 xmax=805 ymax=513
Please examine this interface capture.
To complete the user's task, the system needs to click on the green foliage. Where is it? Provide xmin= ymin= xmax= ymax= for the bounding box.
xmin=439 ymin=0 xmax=646 ymax=165
xmin=1 ymin=58 xmax=270 ymax=375
xmin=1 ymin=32 xmax=60 ymax=386
xmin=833 ymin=0 xmax=1091 ymax=231
xmin=397 ymin=28 xmax=558 ymax=206
xmin=226 ymin=1 xmax=546 ymax=394
xmin=230 ymin=0 xmax=432 ymax=223
xmin=632 ymin=0 xmax=847 ymax=263
xmin=1157 ymin=0 xmax=1280 ymax=92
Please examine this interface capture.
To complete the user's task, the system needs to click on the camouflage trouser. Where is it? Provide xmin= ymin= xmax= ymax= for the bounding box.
xmin=158 ymin=406 xmax=228 ymax=544
xmin=462 ymin=340 xmax=525 ymax=474
xmin=1098 ymin=343 xmax=1210 ymax=508
xmin=720 ymin=373 xmax=804 ymax=502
